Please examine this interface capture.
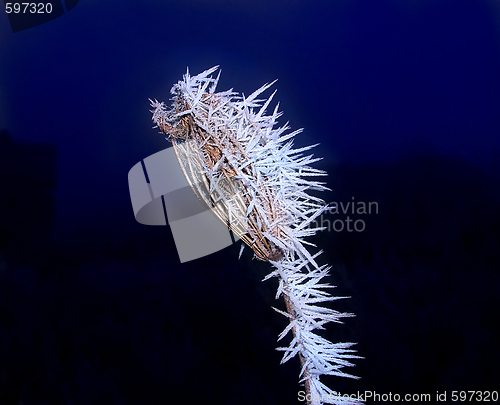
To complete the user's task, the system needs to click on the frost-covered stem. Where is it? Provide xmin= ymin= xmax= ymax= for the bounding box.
xmin=150 ymin=66 xmax=363 ymax=405
xmin=283 ymin=288 xmax=313 ymax=405
xmin=270 ymin=254 xmax=363 ymax=405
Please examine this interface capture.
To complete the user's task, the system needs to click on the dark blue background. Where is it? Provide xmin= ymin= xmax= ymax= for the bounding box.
xmin=1 ymin=1 xmax=499 ymax=404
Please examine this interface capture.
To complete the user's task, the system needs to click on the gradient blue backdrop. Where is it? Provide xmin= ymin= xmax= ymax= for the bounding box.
xmin=1 ymin=1 xmax=499 ymax=404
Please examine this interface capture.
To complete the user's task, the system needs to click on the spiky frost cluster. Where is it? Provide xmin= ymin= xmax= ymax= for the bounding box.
xmin=150 ymin=66 xmax=362 ymax=405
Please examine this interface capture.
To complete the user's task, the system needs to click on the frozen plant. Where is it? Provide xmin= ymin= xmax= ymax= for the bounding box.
xmin=150 ymin=66 xmax=362 ymax=405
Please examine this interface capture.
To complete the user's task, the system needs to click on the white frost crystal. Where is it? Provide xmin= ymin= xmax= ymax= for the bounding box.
xmin=150 ymin=66 xmax=362 ymax=405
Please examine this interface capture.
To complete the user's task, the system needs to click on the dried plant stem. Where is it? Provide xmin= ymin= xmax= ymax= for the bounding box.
xmin=283 ymin=289 xmax=312 ymax=404
xmin=150 ymin=66 xmax=362 ymax=405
